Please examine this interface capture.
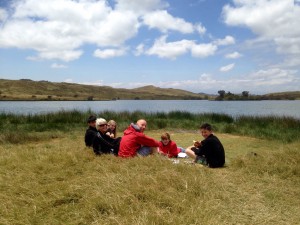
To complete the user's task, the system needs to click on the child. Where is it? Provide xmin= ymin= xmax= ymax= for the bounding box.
xmin=185 ymin=123 xmax=225 ymax=168
xmin=158 ymin=132 xmax=182 ymax=158
xmin=106 ymin=120 xmax=117 ymax=138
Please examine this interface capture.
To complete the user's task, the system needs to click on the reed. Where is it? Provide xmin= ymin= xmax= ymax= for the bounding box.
xmin=0 ymin=111 xmax=299 ymax=144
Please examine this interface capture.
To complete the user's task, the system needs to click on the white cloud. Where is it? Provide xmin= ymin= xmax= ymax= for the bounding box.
xmin=51 ymin=63 xmax=67 ymax=69
xmin=214 ymin=35 xmax=235 ymax=46
xmin=282 ymin=57 xmax=300 ymax=67
xmin=0 ymin=0 xmax=206 ymax=62
xmin=249 ymin=68 xmax=297 ymax=85
xmin=134 ymin=44 xmax=145 ymax=56
xmin=146 ymin=35 xmax=218 ymax=59
xmin=220 ymin=63 xmax=235 ymax=72
xmin=94 ymin=48 xmax=127 ymax=59
xmin=0 ymin=8 xmax=7 ymax=22
xmin=115 ymin=0 xmax=168 ymax=14
xmin=225 ymin=51 xmax=242 ymax=59
xmin=146 ymin=35 xmax=194 ymax=59
xmin=0 ymin=0 xmax=139 ymax=61
xmin=64 ymin=78 xmax=73 ymax=83
xmin=195 ymin=23 xmax=206 ymax=35
xmin=27 ymin=50 xmax=83 ymax=62
xmin=190 ymin=43 xmax=218 ymax=58
xmin=222 ymin=0 xmax=300 ymax=56
xmin=142 ymin=10 xmax=194 ymax=33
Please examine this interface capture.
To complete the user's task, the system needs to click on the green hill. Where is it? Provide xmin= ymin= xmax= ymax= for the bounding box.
xmin=0 ymin=79 xmax=208 ymax=100
xmin=263 ymin=91 xmax=300 ymax=100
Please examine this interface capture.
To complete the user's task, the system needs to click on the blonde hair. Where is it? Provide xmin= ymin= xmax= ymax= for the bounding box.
xmin=95 ymin=118 xmax=107 ymax=129
xmin=108 ymin=120 xmax=117 ymax=137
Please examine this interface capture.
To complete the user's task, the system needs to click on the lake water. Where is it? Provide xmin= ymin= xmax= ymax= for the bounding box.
xmin=0 ymin=100 xmax=299 ymax=119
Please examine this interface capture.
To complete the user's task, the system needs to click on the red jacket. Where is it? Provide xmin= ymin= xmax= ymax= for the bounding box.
xmin=158 ymin=140 xmax=180 ymax=158
xmin=118 ymin=124 xmax=159 ymax=157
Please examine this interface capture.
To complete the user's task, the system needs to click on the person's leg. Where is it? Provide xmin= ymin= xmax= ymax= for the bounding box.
xmin=178 ymin=147 xmax=185 ymax=153
xmin=137 ymin=146 xmax=152 ymax=156
xmin=185 ymin=146 xmax=197 ymax=159
xmin=195 ymin=155 xmax=208 ymax=166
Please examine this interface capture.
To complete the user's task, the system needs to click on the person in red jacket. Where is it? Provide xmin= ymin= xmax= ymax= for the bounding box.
xmin=158 ymin=132 xmax=181 ymax=158
xmin=118 ymin=119 xmax=160 ymax=158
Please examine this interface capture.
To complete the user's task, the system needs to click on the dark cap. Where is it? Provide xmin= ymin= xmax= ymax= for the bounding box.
xmin=87 ymin=115 xmax=97 ymax=123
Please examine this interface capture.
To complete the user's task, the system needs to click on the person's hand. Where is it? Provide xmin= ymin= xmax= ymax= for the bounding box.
xmin=157 ymin=147 xmax=160 ymax=154
xmin=193 ymin=140 xmax=201 ymax=147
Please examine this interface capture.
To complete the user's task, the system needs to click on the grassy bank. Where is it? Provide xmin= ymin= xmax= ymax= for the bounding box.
xmin=1 ymin=111 xmax=300 ymax=224
xmin=1 ymin=128 xmax=300 ymax=224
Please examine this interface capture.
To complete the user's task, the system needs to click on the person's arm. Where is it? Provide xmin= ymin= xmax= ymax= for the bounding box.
xmin=157 ymin=142 xmax=166 ymax=155
xmin=92 ymin=135 xmax=102 ymax=155
xmin=137 ymin=133 xmax=160 ymax=147
xmin=84 ymin=129 xmax=94 ymax=147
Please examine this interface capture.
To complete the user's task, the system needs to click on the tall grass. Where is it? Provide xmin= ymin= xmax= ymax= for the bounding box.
xmin=233 ymin=115 xmax=300 ymax=142
xmin=0 ymin=110 xmax=299 ymax=144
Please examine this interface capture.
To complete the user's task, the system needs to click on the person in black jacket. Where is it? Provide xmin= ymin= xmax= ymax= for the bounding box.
xmin=185 ymin=123 xmax=225 ymax=168
xmin=93 ymin=118 xmax=121 ymax=156
xmin=84 ymin=115 xmax=98 ymax=147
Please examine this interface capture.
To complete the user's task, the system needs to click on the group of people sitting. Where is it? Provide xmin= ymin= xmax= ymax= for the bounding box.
xmin=84 ymin=115 xmax=225 ymax=168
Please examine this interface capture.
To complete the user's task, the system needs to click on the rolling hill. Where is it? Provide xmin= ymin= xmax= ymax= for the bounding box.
xmin=0 ymin=79 xmax=209 ymax=100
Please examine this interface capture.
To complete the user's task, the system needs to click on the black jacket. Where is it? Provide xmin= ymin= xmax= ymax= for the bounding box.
xmin=195 ymin=134 xmax=225 ymax=168
xmin=85 ymin=126 xmax=98 ymax=147
xmin=93 ymin=131 xmax=121 ymax=155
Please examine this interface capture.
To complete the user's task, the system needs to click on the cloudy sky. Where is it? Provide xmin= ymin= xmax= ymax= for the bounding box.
xmin=0 ymin=0 xmax=299 ymax=94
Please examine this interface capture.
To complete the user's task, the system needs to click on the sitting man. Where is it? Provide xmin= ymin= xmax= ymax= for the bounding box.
xmin=84 ymin=115 xmax=97 ymax=147
xmin=92 ymin=118 xmax=121 ymax=156
xmin=118 ymin=119 xmax=160 ymax=158
xmin=185 ymin=123 xmax=225 ymax=168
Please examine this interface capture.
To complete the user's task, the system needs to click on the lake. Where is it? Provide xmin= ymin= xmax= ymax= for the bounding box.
xmin=0 ymin=100 xmax=299 ymax=119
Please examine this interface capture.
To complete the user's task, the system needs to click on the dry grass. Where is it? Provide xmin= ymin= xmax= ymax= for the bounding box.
xmin=0 ymin=129 xmax=300 ymax=224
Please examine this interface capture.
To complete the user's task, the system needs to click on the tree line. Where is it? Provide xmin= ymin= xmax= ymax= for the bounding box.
xmin=215 ymin=90 xmax=297 ymax=100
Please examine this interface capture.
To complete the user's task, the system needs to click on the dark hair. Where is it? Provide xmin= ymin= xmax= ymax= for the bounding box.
xmin=200 ymin=123 xmax=212 ymax=131
xmin=87 ymin=115 xmax=97 ymax=123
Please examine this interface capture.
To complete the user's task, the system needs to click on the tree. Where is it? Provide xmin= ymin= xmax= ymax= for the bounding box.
xmin=242 ymin=91 xmax=249 ymax=98
xmin=218 ymin=90 xmax=225 ymax=98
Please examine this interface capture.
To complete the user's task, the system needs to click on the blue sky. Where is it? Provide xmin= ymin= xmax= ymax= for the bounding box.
xmin=0 ymin=0 xmax=299 ymax=94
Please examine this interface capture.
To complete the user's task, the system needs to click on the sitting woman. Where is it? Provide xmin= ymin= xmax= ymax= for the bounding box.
xmin=93 ymin=118 xmax=121 ymax=156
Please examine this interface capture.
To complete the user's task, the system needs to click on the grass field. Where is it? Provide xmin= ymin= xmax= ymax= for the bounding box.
xmin=1 ymin=125 xmax=300 ymax=224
